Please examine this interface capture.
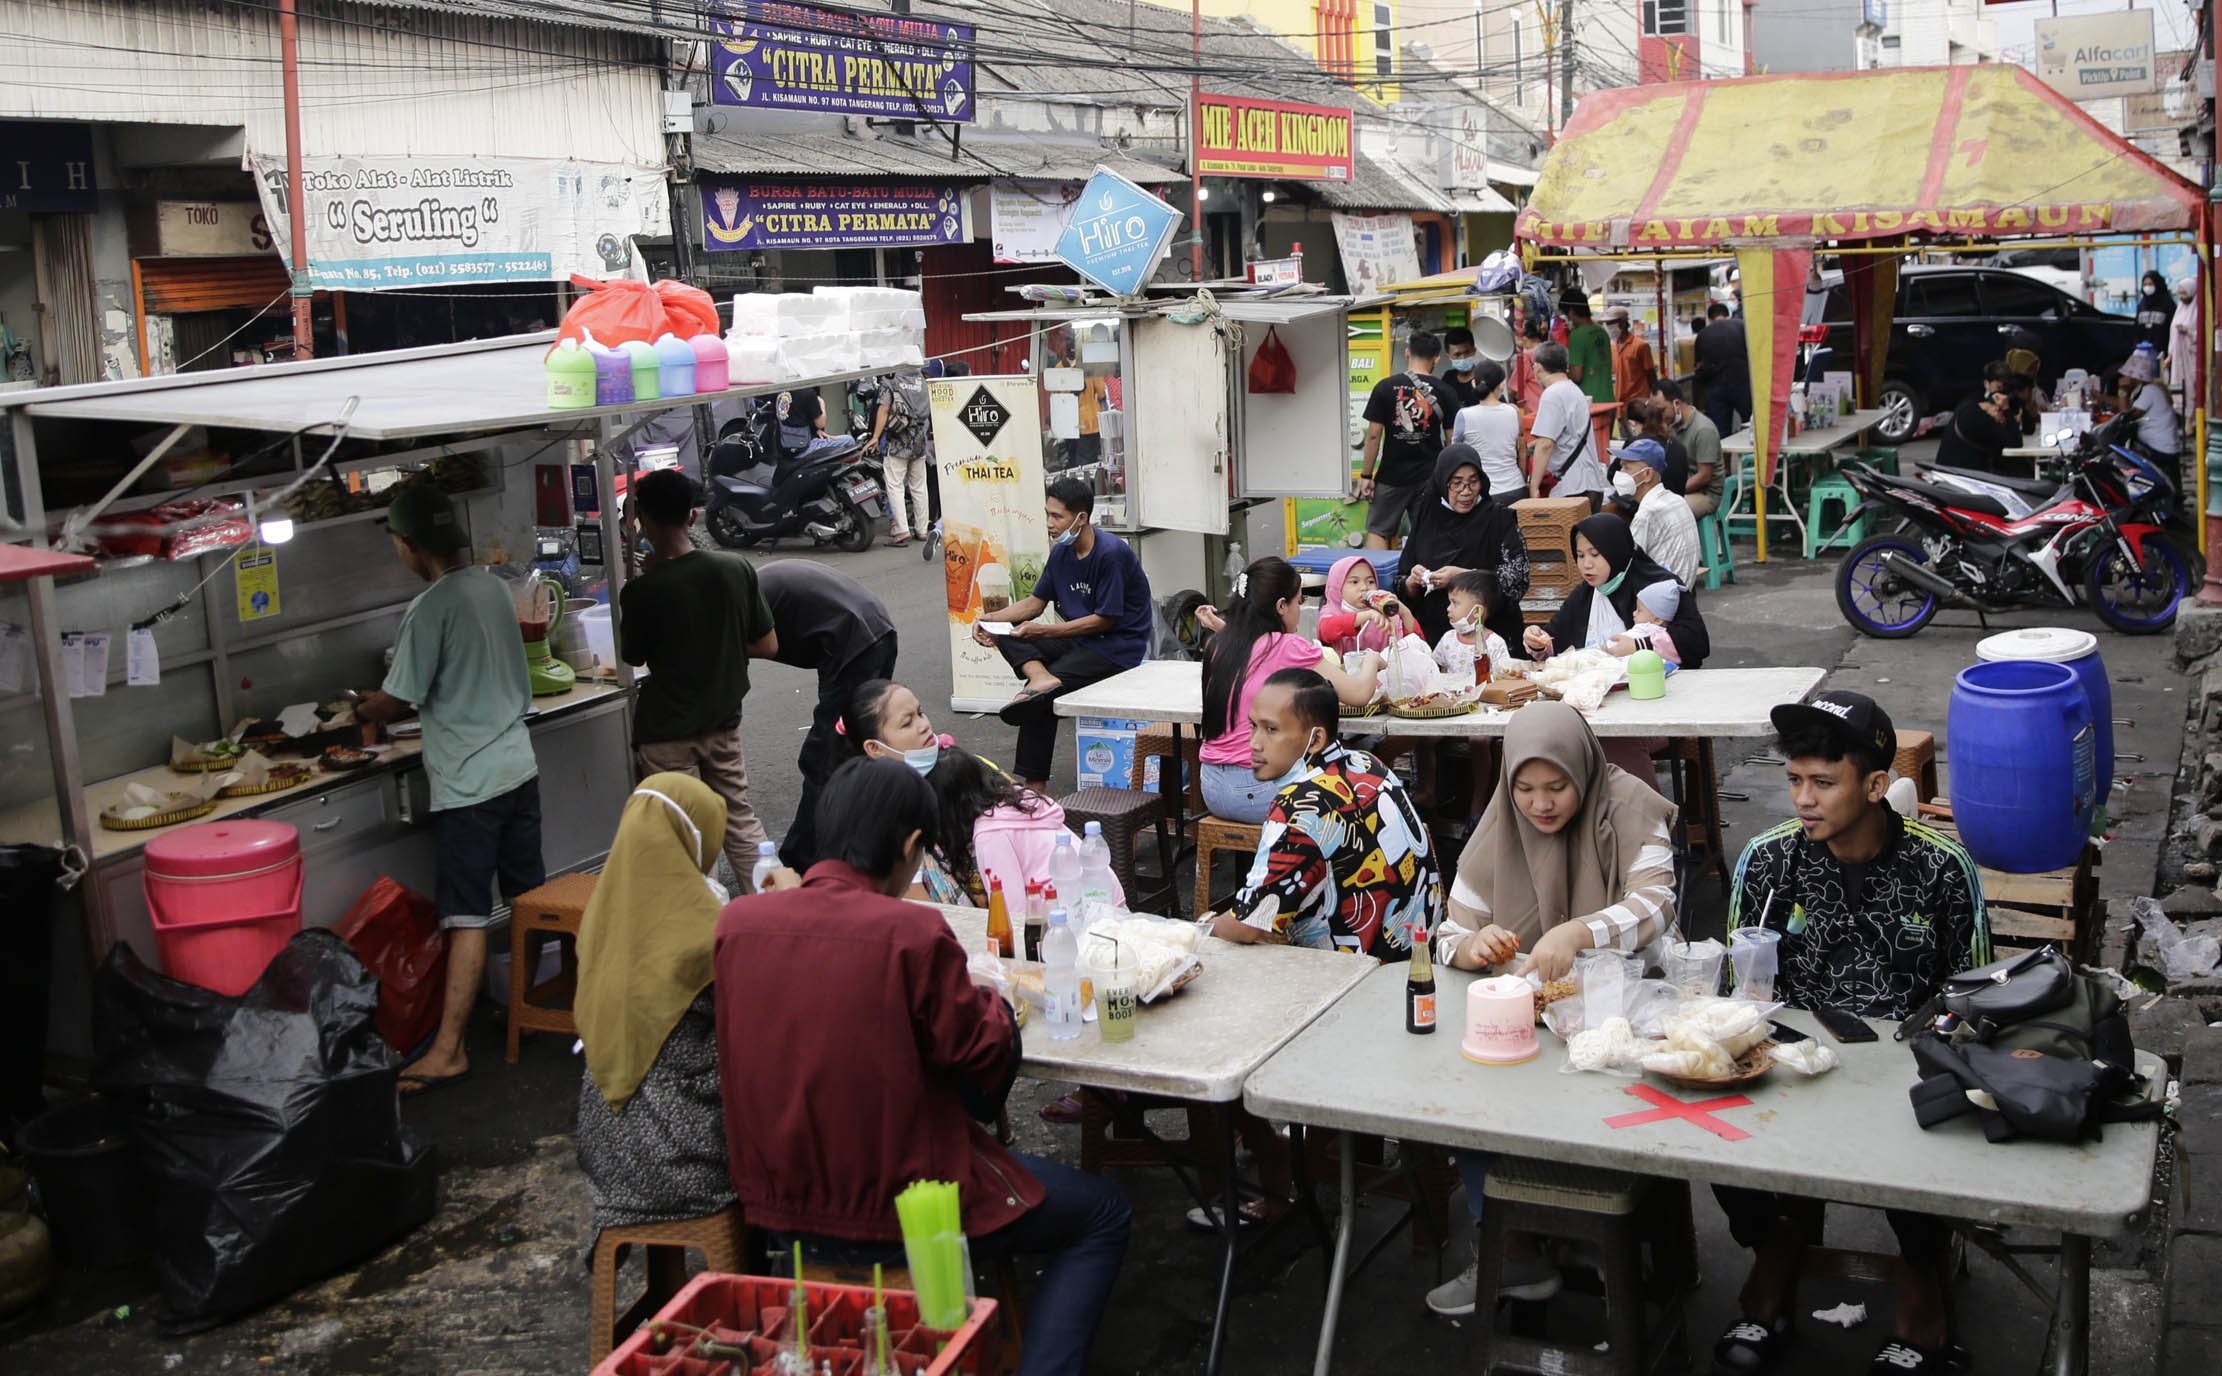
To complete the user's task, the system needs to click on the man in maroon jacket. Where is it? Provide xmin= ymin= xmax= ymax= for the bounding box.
xmin=714 ymin=757 xmax=1130 ymax=1376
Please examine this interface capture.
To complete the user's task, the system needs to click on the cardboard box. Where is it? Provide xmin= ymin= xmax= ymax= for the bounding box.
xmin=1072 ymin=717 xmax=1181 ymax=793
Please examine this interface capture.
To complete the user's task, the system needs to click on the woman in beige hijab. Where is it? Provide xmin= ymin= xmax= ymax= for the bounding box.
xmin=1424 ymin=701 xmax=1681 ymax=1321
xmin=1436 ymin=700 xmax=1679 ymax=982
xmin=574 ymin=773 xmax=755 ymax=1239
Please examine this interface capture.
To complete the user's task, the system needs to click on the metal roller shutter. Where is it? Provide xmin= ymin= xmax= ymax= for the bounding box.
xmin=136 ymin=256 xmax=292 ymax=314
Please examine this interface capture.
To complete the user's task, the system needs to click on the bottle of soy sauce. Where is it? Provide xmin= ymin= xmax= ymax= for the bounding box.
xmin=1406 ymin=918 xmax=1436 ymax=1034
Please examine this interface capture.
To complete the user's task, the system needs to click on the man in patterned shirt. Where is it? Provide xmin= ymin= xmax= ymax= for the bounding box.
xmin=1711 ymin=690 xmax=1989 ymax=1376
xmin=1205 ymin=668 xmax=1442 ymax=958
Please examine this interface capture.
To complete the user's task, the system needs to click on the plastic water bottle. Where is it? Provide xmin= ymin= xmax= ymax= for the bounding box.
xmin=1078 ymin=821 xmax=1116 ymax=916
xmin=1048 ymin=832 xmax=1082 ymax=913
xmin=749 ymin=841 xmax=781 ymax=894
xmin=1042 ymin=909 xmax=1082 ymax=1041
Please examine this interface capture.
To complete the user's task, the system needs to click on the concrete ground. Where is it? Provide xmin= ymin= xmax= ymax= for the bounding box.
xmin=4 ymin=453 xmax=2189 ymax=1375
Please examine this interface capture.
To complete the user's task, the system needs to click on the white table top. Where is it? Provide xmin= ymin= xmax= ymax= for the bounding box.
xmin=1050 ymin=660 xmax=1825 ymax=739
xmin=1721 ymin=408 xmax=1885 ymax=456
xmin=936 ymin=904 xmax=1376 ymax=1102
xmin=1244 ymin=965 xmax=2164 ymax=1237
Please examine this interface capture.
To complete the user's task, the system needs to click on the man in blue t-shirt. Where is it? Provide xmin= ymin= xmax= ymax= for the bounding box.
xmin=971 ymin=477 xmax=1153 ymax=787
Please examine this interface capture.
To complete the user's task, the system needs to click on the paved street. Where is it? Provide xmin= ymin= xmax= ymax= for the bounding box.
xmin=2 ymin=488 xmax=2187 ymax=1375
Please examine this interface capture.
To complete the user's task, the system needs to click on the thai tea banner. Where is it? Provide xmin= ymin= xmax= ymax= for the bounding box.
xmin=701 ymin=177 xmax=968 ymax=251
xmin=931 ymin=376 xmax=1051 ymax=713
xmin=711 ymin=0 xmax=975 ymax=121
xmin=248 ymin=154 xmax=668 ymax=289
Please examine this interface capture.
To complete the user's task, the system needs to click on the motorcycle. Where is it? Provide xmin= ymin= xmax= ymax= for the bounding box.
xmin=1833 ymin=411 xmax=2192 ymax=638
xmin=702 ymin=397 xmax=886 ymax=553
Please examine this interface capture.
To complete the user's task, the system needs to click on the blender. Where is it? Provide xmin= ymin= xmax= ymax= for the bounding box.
xmin=513 ymin=569 xmax=577 ymax=697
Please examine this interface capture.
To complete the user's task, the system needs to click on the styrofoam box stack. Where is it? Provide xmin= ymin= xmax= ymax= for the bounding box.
xmin=728 ymin=292 xmax=838 ymax=338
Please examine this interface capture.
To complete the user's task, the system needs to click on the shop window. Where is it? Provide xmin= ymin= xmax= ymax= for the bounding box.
xmin=1642 ymin=0 xmax=1689 ymax=37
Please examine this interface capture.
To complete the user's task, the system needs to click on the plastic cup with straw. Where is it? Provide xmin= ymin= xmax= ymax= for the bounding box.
xmin=1097 ymin=935 xmax=1138 ymax=1043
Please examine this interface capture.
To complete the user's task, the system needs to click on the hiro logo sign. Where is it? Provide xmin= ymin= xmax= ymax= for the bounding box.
xmin=958 ymin=386 xmax=1011 ymax=447
xmin=1053 ymin=168 xmax=1180 ymax=296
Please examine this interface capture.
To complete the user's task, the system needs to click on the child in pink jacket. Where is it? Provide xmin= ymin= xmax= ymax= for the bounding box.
xmin=1315 ymin=554 xmax=1420 ymax=657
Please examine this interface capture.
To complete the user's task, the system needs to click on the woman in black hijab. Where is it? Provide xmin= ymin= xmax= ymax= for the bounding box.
xmin=1396 ymin=444 xmax=1530 ymax=649
xmin=1526 ymin=514 xmax=1710 ymax=668
xmin=2135 ymin=270 xmax=2173 ymax=354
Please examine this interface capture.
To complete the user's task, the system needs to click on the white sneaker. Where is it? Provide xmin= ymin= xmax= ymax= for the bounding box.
xmin=1423 ymin=1254 xmax=1563 ymax=1317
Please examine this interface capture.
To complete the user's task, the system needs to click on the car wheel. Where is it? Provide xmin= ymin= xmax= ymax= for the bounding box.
xmin=1875 ymin=379 xmax=1922 ymax=445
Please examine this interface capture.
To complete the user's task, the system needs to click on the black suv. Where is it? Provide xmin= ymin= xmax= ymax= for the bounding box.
xmin=1816 ymin=265 xmax=2142 ymax=443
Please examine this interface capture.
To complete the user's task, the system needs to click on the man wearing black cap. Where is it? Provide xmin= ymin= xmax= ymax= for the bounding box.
xmin=1709 ymin=690 xmax=1990 ymax=1376
xmin=357 ymin=484 xmax=543 ymax=1094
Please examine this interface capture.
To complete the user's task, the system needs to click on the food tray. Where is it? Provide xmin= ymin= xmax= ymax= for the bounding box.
xmin=1389 ymin=699 xmax=1479 ymax=720
xmin=216 ymin=766 xmax=315 ymax=798
xmin=593 ymin=1272 xmax=998 ymax=1376
xmin=1342 ymin=700 xmax=1389 ymax=719
xmin=169 ymin=754 xmax=245 ymax=774
xmin=100 ymin=799 xmax=219 ymax=832
xmin=1648 ymin=1041 xmax=1776 ymax=1090
xmin=319 ymin=747 xmax=375 ymax=772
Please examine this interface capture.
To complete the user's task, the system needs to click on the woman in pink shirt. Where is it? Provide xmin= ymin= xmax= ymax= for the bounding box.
xmin=1199 ymin=557 xmax=1384 ymax=824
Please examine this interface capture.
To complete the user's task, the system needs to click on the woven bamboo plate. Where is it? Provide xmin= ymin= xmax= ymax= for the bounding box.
xmin=1389 ymin=698 xmax=1480 ymax=720
xmin=1648 ymin=1042 xmax=1777 ymax=1091
xmin=1343 ymin=701 xmax=1389 ymax=719
xmin=169 ymin=754 xmax=246 ymax=773
xmin=100 ymin=799 xmax=219 ymax=832
xmin=216 ymin=766 xmax=315 ymax=798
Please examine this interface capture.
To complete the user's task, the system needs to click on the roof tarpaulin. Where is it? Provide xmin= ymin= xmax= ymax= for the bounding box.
xmin=1517 ymin=65 xmax=2202 ymax=252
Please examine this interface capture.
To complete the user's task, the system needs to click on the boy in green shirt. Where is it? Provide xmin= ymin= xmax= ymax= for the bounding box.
xmin=1564 ymin=296 xmax=1616 ymax=409
xmin=358 ymin=484 xmax=542 ymax=1093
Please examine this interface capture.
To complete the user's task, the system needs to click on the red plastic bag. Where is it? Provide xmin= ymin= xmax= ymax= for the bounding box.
xmin=1247 ymin=326 xmax=1297 ymax=394
xmin=654 ymin=279 xmax=720 ymax=339
xmin=332 ymin=877 xmax=447 ymax=1056
xmin=555 ymin=275 xmax=666 ymax=352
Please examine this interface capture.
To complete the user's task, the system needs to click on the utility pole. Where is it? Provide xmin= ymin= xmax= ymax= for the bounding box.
xmin=278 ymin=0 xmax=313 ymax=360
xmin=1559 ymin=0 xmax=1574 ymax=130
xmin=1190 ymin=0 xmax=1204 ymax=281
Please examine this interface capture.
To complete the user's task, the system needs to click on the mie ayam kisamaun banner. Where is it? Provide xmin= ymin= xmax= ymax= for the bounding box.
xmin=932 ymin=376 xmax=1052 ymax=713
xmin=711 ymin=0 xmax=974 ymax=121
xmin=248 ymin=154 xmax=668 ymax=289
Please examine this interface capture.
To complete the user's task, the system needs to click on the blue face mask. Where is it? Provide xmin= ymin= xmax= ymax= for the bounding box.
xmin=1450 ymin=357 xmax=1477 ymax=373
xmin=1054 ymin=523 xmax=1081 ymax=547
xmin=1258 ymin=732 xmax=1323 ymax=792
xmin=899 ymin=739 xmax=942 ymax=774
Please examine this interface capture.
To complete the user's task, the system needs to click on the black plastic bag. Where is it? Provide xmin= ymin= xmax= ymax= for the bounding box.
xmin=1 ymin=842 xmax=67 ymax=1132
xmin=93 ymin=930 xmax=437 ymax=1333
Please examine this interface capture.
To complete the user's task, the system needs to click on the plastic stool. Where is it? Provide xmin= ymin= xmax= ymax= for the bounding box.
xmin=1192 ymin=814 xmax=1263 ymax=918
xmin=1057 ymin=787 xmax=1174 ymax=916
xmin=1695 ymin=512 xmax=1736 ymax=590
xmin=506 ymin=872 xmax=597 ymax=1063
xmin=1854 ymin=445 xmax=1901 ymax=476
xmin=1804 ymin=474 xmax=1867 ymax=558
xmin=590 ymin=1206 xmax=750 ymax=1363
xmin=1475 ymin=1159 xmax=1691 ymax=1376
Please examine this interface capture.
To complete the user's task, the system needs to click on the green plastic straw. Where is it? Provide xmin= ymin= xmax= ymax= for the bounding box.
xmin=895 ymin=1179 xmax=966 ymax=1329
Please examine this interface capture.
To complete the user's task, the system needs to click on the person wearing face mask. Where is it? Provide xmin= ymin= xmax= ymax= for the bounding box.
xmin=1437 ymin=325 xmax=1483 ymax=410
xmin=1421 ymin=700 xmax=1681 ymax=1318
xmin=839 ymin=678 xmax=1121 ymax=909
xmin=1204 ymin=668 xmax=1442 ymax=956
xmin=576 ymin=774 xmax=781 ymax=1246
xmin=972 ymin=478 xmax=1154 ymax=790
xmin=1526 ymin=514 xmax=1709 ymax=668
xmin=1610 ymin=437 xmax=1701 ymax=590
xmin=1198 ymin=557 xmax=1384 ymax=825
xmin=1397 ymin=445 xmax=1531 ymax=650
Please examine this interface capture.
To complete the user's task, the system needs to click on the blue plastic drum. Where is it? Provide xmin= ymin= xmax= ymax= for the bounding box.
xmin=1948 ymin=659 xmax=2098 ymax=873
xmin=1976 ymin=627 xmax=2113 ymax=806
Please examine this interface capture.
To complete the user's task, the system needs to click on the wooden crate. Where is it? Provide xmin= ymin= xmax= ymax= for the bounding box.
xmin=1917 ymin=808 xmax=2096 ymax=957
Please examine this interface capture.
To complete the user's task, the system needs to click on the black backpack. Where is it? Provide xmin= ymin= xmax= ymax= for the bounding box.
xmin=1900 ymin=948 xmax=2161 ymax=1143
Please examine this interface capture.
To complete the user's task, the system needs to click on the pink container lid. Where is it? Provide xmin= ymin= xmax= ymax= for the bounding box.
xmin=145 ymin=819 xmax=300 ymax=878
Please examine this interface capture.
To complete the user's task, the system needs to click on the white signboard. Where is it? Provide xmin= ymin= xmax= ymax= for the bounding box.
xmin=152 ymin=202 xmax=273 ymax=257
xmin=248 ymin=153 xmax=669 ymax=291
xmin=1444 ymin=105 xmax=1490 ymax=191
xmin=2035 ymin=11 xmax=2157 ymax=100
xmin=1331 ymin=211 xmax=1421 ymax=296
xmin=989 ymin=180 xmax=1085 ymax=264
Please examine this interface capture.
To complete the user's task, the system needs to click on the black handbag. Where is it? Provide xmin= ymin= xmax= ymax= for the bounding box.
xmin=1939 ymin=947 xmax=2076 ymax=1034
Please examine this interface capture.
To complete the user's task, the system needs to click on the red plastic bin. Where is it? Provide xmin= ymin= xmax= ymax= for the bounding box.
xmin=593 ymin=1273 xmax=999 ymax=1376
xmin=143 ymin=820 xmax=304 ymax=995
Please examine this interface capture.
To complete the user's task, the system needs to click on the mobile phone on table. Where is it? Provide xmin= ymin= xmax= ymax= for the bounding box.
xmin=1813 ymin=1006 xmax=1879 ymax=1043
xmin=1768 ymin=1021 xmax=1810 ymax=1044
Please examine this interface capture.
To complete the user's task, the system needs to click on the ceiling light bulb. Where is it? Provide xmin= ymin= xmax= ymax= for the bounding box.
xmin=1262 ymin=190 xmax=1277 ymax=203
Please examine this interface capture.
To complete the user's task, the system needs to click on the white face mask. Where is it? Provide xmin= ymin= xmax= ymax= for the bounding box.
xmin=1451 ymin=608 xmax=1481 ymax=634
xmin=1612 ymin=470 xmax=1639 ymax=498
xmin=1259 ymin=731 xmax=1324 ymax=790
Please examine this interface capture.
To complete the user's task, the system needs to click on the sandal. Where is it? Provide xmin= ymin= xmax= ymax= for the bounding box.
xmin=884 ymin=534 xmax=912 ymax=547
xmin=1038 ymin=1093 xmax=1084 ymax=1125
xmin=1867 ymin=1341 xmax=1969 ymax=1375
xmin=1712 ymin=1316 xmax=1792 ymax=1374
xmin=1182 ymin=1197 xmax=1280 ymax=1231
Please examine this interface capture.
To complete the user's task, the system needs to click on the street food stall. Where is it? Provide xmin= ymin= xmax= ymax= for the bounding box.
xmin=1515 ymin=65 xmax=2210 ymax=557
xmin=0 ymin=334 xmax=874 ymax=1054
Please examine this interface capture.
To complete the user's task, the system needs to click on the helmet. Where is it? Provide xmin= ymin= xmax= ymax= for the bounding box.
xmin=1475 ymin=250 xmax=1522 ymax=294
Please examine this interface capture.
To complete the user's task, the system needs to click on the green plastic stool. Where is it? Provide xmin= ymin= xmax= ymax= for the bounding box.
xmin=1696 ymin=511 xmax=1736 ymax=589
xmin=1804 ymin=474 xmax=1867 ymax=557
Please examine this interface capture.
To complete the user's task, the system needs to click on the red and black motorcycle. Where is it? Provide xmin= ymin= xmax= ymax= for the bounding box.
xmin=1833 ymin=411 xmax=2194 ymax=637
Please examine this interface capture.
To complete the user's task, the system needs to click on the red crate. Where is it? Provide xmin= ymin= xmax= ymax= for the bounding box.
xmin=594 ymin=1273 xmax=1000 ymax=1376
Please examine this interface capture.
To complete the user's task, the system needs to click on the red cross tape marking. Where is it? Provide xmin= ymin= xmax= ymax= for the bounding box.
xmin=1603 ymin=1084 xmax=1755 ymax=1142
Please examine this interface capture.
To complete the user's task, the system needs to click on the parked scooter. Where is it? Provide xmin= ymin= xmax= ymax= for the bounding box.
xmin=702 ymin=396 xmax=886 ymax=552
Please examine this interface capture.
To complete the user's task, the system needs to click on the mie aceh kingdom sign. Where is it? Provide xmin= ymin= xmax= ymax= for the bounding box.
xmin=1052 ymin=169 xmax=1183 ymax=297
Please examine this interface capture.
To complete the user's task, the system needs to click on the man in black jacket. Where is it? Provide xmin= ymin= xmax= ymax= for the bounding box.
xmin=756 ymin=560 xmax=899 ymax=870
xmin=1694 ymin=303 xmax=1751 ymax=438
